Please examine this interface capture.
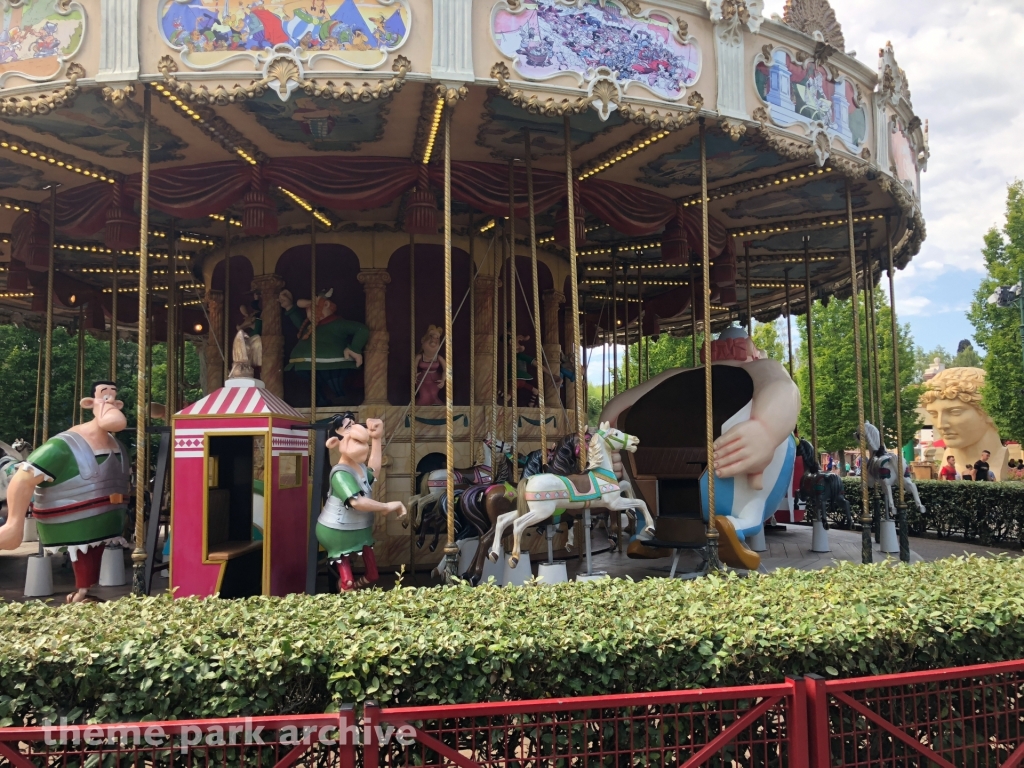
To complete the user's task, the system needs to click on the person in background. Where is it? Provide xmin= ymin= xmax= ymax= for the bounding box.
xmin=974 ymin=450 xmax=992 ymax=482
xmin=963 ymin=463 xmax=974 ymax=481
xmin=939 ymin=454 xmax=958 ymax=481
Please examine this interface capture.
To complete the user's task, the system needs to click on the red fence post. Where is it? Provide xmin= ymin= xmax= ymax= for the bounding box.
xmin=364 ymin=700 xmax=381 ymax=768
xmin=804 ymin=674 xmax=830 ymax=768
xmin=339 ymin=704 xmax=356 ymax=768
xmin=786 ymin=677 xmax=809 ymax=768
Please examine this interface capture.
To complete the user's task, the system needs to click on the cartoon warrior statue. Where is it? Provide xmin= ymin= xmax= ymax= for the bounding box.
xmin=280 ymin=287 xmax=369 ymax=406
xmin=0 ymin=381 xmax=131 ymax=603
xmin=316 ymin=413 xmax=406 ymax=591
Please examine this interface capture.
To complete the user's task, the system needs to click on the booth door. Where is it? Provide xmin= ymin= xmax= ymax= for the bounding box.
xmin=207 ymin=434 xmax=267 ymax=598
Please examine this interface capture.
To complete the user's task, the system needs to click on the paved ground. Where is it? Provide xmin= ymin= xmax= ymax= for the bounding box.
xmin=2 ymin=524 xmax=1019 ymax=603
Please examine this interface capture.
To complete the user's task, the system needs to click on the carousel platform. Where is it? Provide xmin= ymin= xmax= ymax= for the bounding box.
xmin=1 ymin=526 xmax=1021 ymax=604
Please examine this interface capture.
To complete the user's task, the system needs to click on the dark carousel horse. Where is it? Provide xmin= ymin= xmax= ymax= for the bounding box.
xmin=459 ymin=433 xmax=581 ymax=584
xmin=796 ymin=439 xmax=852 ymax=529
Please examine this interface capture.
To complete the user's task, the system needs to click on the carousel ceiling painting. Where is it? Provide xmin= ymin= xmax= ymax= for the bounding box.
xmin=491 ymin=0 xmax=700 ymax=102
xmin=0 ymin=0 xmax=83 ymax=83
xmin=160 ymin=0 xmax=410 ymax=70
xmin=749 ymin=222 xmax=876 ymax=253
xmin=723 ymin=178 xmax=870 ymax=221
xmin=2 ymin=91 xmax=188 ymax=163
xmin=639 ymin=132 xmax=788 ymax=189
xmin=0 ymin=156 xmax=51 ymax=190
xmin=240 ymin=92 xmax=389 ymax=152
xmin=475 ymin=92 xmax=626 ymax=159
xmin=755 ymin=48 xmax=869 ymax=152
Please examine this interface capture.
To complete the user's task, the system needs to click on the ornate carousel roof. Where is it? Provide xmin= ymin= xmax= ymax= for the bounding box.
xmin=0 ymin=0 xmax=927 ymax=339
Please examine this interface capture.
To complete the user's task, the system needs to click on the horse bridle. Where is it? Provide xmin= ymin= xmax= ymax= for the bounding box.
xmin=596 ymin=427 xmax=631 ymax=451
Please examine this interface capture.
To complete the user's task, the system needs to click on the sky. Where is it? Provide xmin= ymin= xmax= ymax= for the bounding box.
xmin=588 ymin=0 xmax=1024 ymax=381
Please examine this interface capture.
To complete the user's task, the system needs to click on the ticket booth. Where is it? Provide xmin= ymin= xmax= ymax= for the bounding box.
xmin=170 ymin=378 xmax=310 ymax=598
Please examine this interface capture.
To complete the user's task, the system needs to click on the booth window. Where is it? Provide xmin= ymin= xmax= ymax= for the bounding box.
xmin=279 ymin=454 xmax=302 ymax=489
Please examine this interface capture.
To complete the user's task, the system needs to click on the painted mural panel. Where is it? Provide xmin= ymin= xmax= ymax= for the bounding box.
xmin=890 ymin=115 xmax=918 ymax=197
xmin=755 ymin=49 xmax=868 ymax=152
xmin=492 ymin=0 xmax=699 ymax=100
xmin=0 ymin=156 xmax=48 ymax=190
xmin=0 ymin=0 xmax=83 ymax=84
xmin=241 ymin=93 xmax=388 ymax=151
xmin=723 ymin=178 xmax=869 ymax=220
xmin=2 ymin=91 xmax=187 ymax=163
xmin=160 ymin=0 xmax=409 ymax=70
xmin=639 ymin=132 xmax=787 ymax=188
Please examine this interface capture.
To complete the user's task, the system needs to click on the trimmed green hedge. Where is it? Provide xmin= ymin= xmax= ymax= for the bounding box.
xmin=842 ymin=478 xmax=1024 ymax=545
xmin=3 ymin=556 xmax=1024 ymax=726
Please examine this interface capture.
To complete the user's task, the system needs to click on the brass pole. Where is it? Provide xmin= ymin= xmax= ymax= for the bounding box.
xmin=468 ymin=215 xmax=476 ymax=464
xmin=784 ymin=267 xmax=793 ymax=378
xmin=310 ymin=213 xmax=317 ymax=427
xmin=862 ymin=234 xmax=877 ymax=431
xmin=132 ymin=87 xmax=152 ymax=594
xmin=110 ymin=251 xmax=118 ymax=380
xmin=223 ymin=222 xmax=231 ymax=382
xmin=846 ymin=179 xmax=871 ymax=564
xmin=699 ymin=118 xmax=722 ymax=572
xmin=867 ymin=235 xmax=885 ymax=434
xmin=409 ymin=233 xmax=417 ymax=498
xmin=42 ymin=185 xmax=56 ymax=443
xmin=75 ymin=304 xmax=85 ymax=423
xmin=744 ymin=242 xmax=752 ymax=338
xmin=564 ymin=116 xmax=584 ymax=467
xmin=490 ymin=229 xmax=499 ymax=456
xmin=167 ymin=223 xmax=177 ymax=415
xmin=500 ymin=230 xmax=508 ymax=446
xmin=611 ymin=249 xmax=618 ymax=395
xmin=442 ymin=104 xmax=458 ymax=580
xmin=690 ymin=258 xmax=697 ymax=366
xmin=524 ymin=130 xmax=546 ymax=466
xmin=623 ymin=259 xmax=630 ymax=391
xmin=507 ymin=161 xmax=519 ymax=482
xmin=637 ymin=257 xmax=644 ymax=384
xmin=803 ymin=236 xmax=818 ymax=456
xmin=32 ymin=334 xmax=42 ymax=448
xmin=885 ymin=215 xmax=910 ymax=562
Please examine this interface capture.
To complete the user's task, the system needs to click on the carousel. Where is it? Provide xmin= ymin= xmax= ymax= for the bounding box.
xmin=0 ymin=0 xmax=928 ymax=595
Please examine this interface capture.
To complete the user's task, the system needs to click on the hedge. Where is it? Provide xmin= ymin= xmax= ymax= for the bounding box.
xmin=841 ymin=477 xmax=1024 ymax=545
xmin=3 ymin=556 xmax=1024 ymax=726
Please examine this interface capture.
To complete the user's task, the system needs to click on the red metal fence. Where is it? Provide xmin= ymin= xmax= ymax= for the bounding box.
xmin=2 ymin=659 xmax=1024 ymax=767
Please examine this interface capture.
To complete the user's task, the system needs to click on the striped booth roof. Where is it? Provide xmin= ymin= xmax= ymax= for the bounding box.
xmin=177 ymin=378 xmax=303 ymax=419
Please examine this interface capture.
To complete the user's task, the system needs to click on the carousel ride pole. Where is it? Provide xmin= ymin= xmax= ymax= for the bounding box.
xmin=784 ymin=268 xmax=794 ymax=378
xmin=309 ymin=211 xmax=317 ymax=429
xmin=867 ymin=237 xmax=885 ymax=433
xmin=442 ymin=105 xmax=459 ymax=582
xmin=524 ymin=130 xmax=546 ymax=466
xmin=42 ymin=184 xmax=56 ymax=443
xmin=563 ymin=115 xmax=585 ymax=468
xmin=623 ymin=261 xmax=630 ymax=391
xmin=699 ymin=118 xmax=722 ymax=573
xmin=862 ymin=233 xmax=877 ymax=431
xmin=845 ymin=178 xmax=871 ymax=565
xmin=500 ymin=229 xmax=509 ymax=446
xmin=744 ymin=242 xmax=752 ymax=338
xmin=803 ymin=236 xmax=818 ymax=455
xmin=409 ymin=233 xmax=416 ymax=501
xmin=689 ymin=256 xmax=697 ymax=366
xmin=223 ymin=221 xmax=231 ymax=383
xmin=167 ymin=223 xmax=177 ymax=414
xmin=637 ymin=257 xmax=644 ymax=384
xmin=611 ymin=249 xmax=618 ymax=396
xmin=132 ymin=87 xmax=152 ymax=595
xmin=507 ymin=161 xmax=519 ymax=482
xmin=32 ymin=335 xmax=41 ymax=448
xmin=468 ymin=216 xmax=477 ymax=464
xmin=75 ymin=303 xmax=85 ymax=423
xmin=490 ymin=229 xmax=499 ymax=459
xmin=885 ymin=215 xmax=910 ymax=562
xmin=110 ymin=251 xmax=118 ymax=380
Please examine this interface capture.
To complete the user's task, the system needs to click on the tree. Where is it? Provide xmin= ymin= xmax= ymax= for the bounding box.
xmin=967 ymin=179 xmax=1024 ymax=442
xmin=794 ymin=290 xmax=920 ymax=457
xmin=751 ymin=319 xmax=786 ymax=365
xmin=617 ymin=332 xmax=704 ymax=391
xmin=950 ymin=341 xmax=982 ymax=369
xmin=913 ymin=345 xmax=951 ymax=383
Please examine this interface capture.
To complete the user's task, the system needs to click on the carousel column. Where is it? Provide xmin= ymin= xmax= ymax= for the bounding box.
xmin=474 ymin=272 xmax=498 ymax=414
xmin=204 ymin=289 xmax=225 ymax=392
xmin=357 ymin=269 xmax=391 ymax=405
xmin=252 ymin=274 xmax=285 ymax=398
xmin=542 ymin=289 xmax=565 ymax=410
xmin=562 ymin=308 xmax=577 ymax=415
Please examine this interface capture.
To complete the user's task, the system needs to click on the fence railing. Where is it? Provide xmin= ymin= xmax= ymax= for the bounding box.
xmin=3 ymin=659 xmax=1024 ymax=767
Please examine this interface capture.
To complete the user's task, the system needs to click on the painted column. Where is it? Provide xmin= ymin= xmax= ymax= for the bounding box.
xmin=358 ymin=269 xmax=391 ymax=405
xmin=542 ymin=289 xmax=565 ymax=408
xmin=474 ymin=273 xmax=497 ymax=408
xmin=205 ymin=289 xmax=224 ymax=393
xmin=252 ymin=273 xmax=285 ymax=398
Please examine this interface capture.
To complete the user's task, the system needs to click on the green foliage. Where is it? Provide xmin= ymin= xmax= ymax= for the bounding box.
xmin=951 ymin=344 xmax=982 ymax=369
xmin=841 ymin=478 xmax=1024 ymax=545
xmin=751 ymin=320 xmax=786 ymax=364
xmin=968 ymin=180 xmax=1024 ymax=442
xmin=618 ymin=333 xmax=703 ymax=393
xmin=3 ymin=557 xmax=1024 ymax=725
xmin=914 ymin=345 xmax=951 ymax=383
xmin=795 ymin=293 xmax=920 ymax=455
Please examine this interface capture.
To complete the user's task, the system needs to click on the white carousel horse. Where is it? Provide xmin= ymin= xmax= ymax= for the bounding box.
xmin=407 ymin=434 xmax=513 ymax=528
xmin=489 ymin=422 xmax=655 ymax=569
xmin=857 ymin=421 xmax=925 ymax=520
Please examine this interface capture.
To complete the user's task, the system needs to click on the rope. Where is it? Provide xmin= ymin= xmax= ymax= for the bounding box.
xmin=42 ymin=185 xmax=56 ymax=443
xmin=867 ymin=239 xmax=885 ymax=433
xmin=699 ymin=119 xmax=717 ymax=557
xmin=468 ymin=215 xmax=476 ymax=464
xmin=309 ymin=214 xmax=317 ymax=429
xmin=223 ymin=220 xmax=231 ymax=383
xmin=32 ymin=335 xmax=41 ymax=448
xmin=132 ymin=87 xmax=152 ymax=593
xmin=409 ymin=233 xmax=416 ymax=497
xmin=490 ymin=228 xmax=499 ymax=455
xmin=111 ymin=250 xmax=118 ymax=380
xmin=507 ymin=161 xmax=519 ymax=482
xmin=524 ymin=130 xmax=546 ymax=464
xmin=564 ymin=116 xmax=585 ymax=469
xmin=443 ymin=106 xmax=456 ymax=561
xmin=784 ymin=267 xmax=793 ymax=378
xmin=847 ymin=178 xmax=872 ymax=564
xmin=885 ymin=214 xmax=910 ymax=562
xmin=744 ymin=243 xmax=752 ymax=338
xmin=611 ymin=249 xmax=618 ymax=395
xmin=803 ymin=237 xmax=818 ymax=456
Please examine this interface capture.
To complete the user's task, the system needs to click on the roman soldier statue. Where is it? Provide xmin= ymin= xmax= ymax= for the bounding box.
xmin=279 ymin=287 xmax=369 ymax=406
xmin=0 ymin=381 xmax=132 ymax=603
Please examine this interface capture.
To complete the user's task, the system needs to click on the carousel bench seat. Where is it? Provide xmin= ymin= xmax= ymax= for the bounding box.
xmin=207 ymin=540 xmax=263 ymax=562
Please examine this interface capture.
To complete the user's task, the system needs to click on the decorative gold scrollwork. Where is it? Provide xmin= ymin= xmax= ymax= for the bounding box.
xmin=0 ymin=61 xmax=84 ymax=116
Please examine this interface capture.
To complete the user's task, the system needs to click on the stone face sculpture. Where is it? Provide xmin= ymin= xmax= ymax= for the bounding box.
xmin=920 ymin=367 xmax=1009 ymax=480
